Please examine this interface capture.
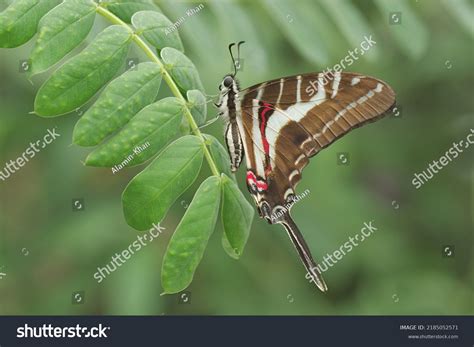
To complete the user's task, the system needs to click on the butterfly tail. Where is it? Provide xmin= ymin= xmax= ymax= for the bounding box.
xmin=280 ymin=214 xmax=328 ymax=292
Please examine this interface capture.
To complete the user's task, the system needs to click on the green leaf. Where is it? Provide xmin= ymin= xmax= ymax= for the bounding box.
xmin=73 ymin=61 xmax=162 ymax=146
xmin=374 ymin=0 xmax=429 ymax=59
xmin=161 ymin=176 xmax=221 ymax=294
xmin=35 ymin=25 xmax=132 ymax=117
xmin=29 ymin=0 xmax=97 ymax=75
xmin=106 ymin=0 xmax=160 ymax=23
xmin=261 ymin=0 xmax=329 ymax=65
xmin=85 ymin=97 xmax=182 ymax=168
xmin=441 ymin=0 xmax=474 ymax=37
xmin=222 ymin=232 xmax=240 ymax=260
xmin=186 ymin=89 xmax=206 ymax=126
xmin=205 ymin=134 xmax=235 ymax=181
xmin=178 ymin=117 xmax=191 ymax=136
xmin=0 ymin=0 xmax=61 ymax=48
xmin=320 ymin=0 xmax=378 ymax=61
xmin=220 ymin=174 xmax=254 ymax=257
xmin=161 ymin=47 xmax=204 ymax=93
xmin=122 ymin=135 xmax=204 ymax=231
xmin=132 ymin=10 xmax=183 ymax=52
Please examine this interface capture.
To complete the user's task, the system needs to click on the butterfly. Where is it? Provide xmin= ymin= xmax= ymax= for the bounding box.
xmin=214 ymin=41 xmax=396 ymax=292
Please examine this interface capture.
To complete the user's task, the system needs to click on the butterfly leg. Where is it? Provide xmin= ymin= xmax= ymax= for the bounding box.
xmin=198 ymin=116 xmax=220 ymax=129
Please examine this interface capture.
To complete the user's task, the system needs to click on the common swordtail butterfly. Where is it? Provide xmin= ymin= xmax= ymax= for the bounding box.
xmin=214 ymin=41 xmax=396 ymax=292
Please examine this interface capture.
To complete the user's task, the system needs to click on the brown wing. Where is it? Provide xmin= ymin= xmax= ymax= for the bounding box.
xmin=237 ymin=71 xmax=396 ymax=222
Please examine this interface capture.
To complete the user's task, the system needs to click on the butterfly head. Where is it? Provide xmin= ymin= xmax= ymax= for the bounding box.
xmin=219 ymin=75 xmax=235 ymax=91
xmin=215 ymin=41 xmax=245 ymax=114
xmin=215 ymin=74 xmax=240 ymax=120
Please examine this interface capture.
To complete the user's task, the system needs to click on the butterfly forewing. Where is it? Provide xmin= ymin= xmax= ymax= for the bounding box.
xmin=238 ymin=72 xmax=396 ymax=219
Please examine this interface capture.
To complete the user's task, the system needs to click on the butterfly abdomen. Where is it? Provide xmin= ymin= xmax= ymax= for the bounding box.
xmin=225 ymin=120 xmax=243 ymax=172
xmin=218 ymin=77 xmax=246 ymax=172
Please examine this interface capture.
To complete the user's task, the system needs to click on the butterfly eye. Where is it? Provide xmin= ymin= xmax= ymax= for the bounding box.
xmin=223 ymin=76 xmax=233 ymax=88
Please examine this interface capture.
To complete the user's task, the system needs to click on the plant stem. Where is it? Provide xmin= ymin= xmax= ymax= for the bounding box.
xmin=95 ymin=5 xmax=220 ymax=177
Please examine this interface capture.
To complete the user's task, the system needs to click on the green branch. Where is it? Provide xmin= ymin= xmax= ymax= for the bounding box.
xmin=95 ymin=4 xmax=220 ymax=177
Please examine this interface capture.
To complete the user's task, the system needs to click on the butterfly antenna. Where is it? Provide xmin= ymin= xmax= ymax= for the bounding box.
xmin=232 ymin=40 xmax=245 ymax=77
xmin=228 ymin=42 xmax=237 ymax=77
xmin=279 ymin=213 xmax=328 ymax=292
xmin=237 ymin=41 xmax=245 ymax=61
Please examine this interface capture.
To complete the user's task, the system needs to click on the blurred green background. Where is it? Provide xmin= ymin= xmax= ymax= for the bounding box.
xmin=0 ymin=0 xmax=473 ymax=315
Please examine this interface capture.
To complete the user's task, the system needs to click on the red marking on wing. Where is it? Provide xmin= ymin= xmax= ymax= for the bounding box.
xmin=246 ymin=170 xmax=268 ymax=192
xmin=260 ymin=102 xmax=274 ymax=175
xmin=260 ymin=102 xmax=273 ymax=155
xmin=256 ymin=180 xmax=268 ymax=191
xmin=246 ymin=171 xmax=257 ymax=184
